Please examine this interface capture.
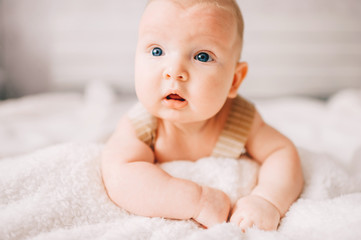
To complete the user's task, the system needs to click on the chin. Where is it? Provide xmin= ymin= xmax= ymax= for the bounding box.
xmin=156 ymin=110 xmax=187 ymax=122
xmin=162 ymin=111 xmax=213 ymax=124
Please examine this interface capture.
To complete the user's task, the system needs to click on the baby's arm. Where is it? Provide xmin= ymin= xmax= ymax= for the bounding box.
xmin=101 ymin=116 xmax=230 ymax=228
xmin=230 ymin=110 xmax=303 ymax=230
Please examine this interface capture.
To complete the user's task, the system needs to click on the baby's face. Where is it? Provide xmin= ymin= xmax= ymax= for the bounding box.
xmin=135 ymin=0 xmax=241 ymax=123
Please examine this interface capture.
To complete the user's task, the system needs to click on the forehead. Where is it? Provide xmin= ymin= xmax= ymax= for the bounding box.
xmin=139 ymin=0 xmax=238 ymax=45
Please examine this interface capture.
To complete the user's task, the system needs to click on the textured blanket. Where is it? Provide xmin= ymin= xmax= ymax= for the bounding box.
xmin=1 ymin=142 xmax=360 ymax=240
xmin=1 ymin=84 xmax=361 ymax=239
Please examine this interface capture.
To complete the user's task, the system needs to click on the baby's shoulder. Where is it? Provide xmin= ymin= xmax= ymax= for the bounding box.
xmin=103 ymin=115 xmax=155 ymax=164
xmin=126 ymin=102 xmax=157 ymax=149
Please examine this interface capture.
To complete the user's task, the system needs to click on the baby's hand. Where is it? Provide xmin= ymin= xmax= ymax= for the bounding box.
xmin=229 ymin=195 xmax=281 ymax=231
xmin=193 ymin=186 xmax=231 ymax=228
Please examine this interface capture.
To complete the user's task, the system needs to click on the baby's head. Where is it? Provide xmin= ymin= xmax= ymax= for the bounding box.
xmin=134 ymin=0 xmax=248 ymax=123
xmin=146 ymin=0 xmax=245 ymax=58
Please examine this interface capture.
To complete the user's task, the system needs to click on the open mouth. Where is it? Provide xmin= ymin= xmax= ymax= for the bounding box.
xmin=165 ymin=94 xmax=186 ymax=102
xmin=162 ymin=92 xmax=188 ymax=109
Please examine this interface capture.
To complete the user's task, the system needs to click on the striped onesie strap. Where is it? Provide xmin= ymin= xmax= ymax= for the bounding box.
xmin=211 ymin=95 xmax=255 ymax=158
xmin=127 ymin=102 xmax=157 ymax=149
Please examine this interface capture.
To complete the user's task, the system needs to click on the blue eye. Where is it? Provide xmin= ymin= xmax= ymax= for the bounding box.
xmin=152 ymin=47 xmax=163 ymax=56
xmin=195 ymin=52 xmax=212 ymax=62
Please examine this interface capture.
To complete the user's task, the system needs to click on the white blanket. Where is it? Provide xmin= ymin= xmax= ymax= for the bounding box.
xmin=1 ymin=83 xmax=361 ymax=240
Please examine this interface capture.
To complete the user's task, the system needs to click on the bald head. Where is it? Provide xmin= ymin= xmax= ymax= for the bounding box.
xmin=146 ymin=0 xmax=245 ymax=58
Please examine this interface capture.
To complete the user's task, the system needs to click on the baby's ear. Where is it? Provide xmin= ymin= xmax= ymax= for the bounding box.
xmin=228 ymin=62 xmax=248 ymax=98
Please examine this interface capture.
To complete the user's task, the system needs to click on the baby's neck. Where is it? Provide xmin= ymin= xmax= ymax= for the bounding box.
xmin=160 ymin=119 xmax=215 ymax=137
xmin=154 ymin=99 xmax=234 ymax=162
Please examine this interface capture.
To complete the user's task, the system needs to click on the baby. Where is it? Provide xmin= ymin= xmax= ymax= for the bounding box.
xmin=101 ymin=0 xmax=303 ymax=231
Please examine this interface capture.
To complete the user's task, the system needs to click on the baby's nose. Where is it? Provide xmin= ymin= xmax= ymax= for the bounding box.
xmin=164 ymin=72 xmax=187 ymax=81
xmin=163 ymin=64 xmax=188 ymax=81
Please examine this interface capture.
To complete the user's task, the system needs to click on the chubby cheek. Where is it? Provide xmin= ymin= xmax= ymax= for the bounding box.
xmin=190 ymin=74 xmax=232 ymax=117
xmin=134 ymin=61 xmax=157 ymax=100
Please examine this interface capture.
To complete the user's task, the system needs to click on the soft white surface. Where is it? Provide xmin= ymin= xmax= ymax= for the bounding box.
xmin=0 ymin=82 xmax=135 ymax=158
xmin=1 ymin=83 xmax=361 ymax=239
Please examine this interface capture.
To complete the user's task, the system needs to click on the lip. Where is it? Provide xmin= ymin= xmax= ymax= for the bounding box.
xmin=162 ymin=90 xmax=188 ymax=109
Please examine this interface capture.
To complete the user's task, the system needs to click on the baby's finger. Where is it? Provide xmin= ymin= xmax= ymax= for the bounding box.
xmin=229 ymin=210 xmax=243 ymax=225
xmin=229 ymin=215 xmax=243 ymax=225
xmin=230 ymin=204 xmax=239 ymax=215
xmin=238 ymin=219 xmax=254 ymax=232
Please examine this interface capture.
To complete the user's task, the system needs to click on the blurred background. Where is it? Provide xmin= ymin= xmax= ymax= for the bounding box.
xmin=0 ymin=0 xmax=360 ymax=100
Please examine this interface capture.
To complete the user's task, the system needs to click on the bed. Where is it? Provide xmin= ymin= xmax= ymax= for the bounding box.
xmin=1 ymin=82 xmax=361 ymax=240
xmin=1 ymin=0 xmax=361 ymax=238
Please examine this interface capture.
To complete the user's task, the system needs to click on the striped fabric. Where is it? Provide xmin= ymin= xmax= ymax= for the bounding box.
xmin=127 ymin=95 xmax=255 ymax=158
xmin=128 ymin=102 xmax=157 ymax=149
xmin=211 ymin=95 xmax=255 ymax=158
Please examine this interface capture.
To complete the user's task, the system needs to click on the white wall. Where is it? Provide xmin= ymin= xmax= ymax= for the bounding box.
xmin=1 ymin=0 xmax=51 ymax=98
xmin=1 ymin=0 xmax=361 ymax=98
xmin=49 ymin=0 xmax=146 ymax=92
xmin=239 ymin=0 xmax=361 ymax=97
